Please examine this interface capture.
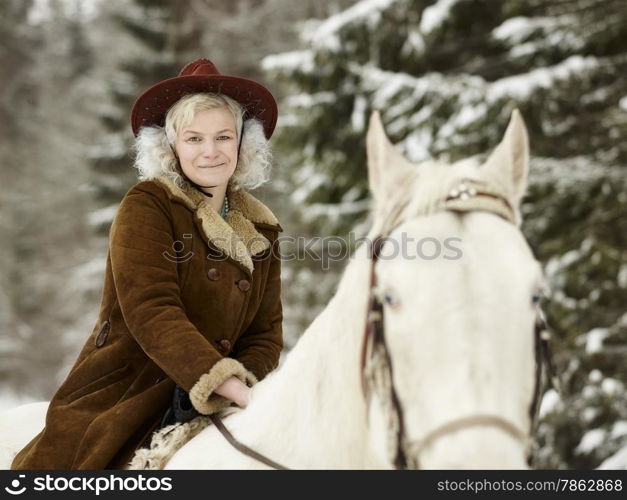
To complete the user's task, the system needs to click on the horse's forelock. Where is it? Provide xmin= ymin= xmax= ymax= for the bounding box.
xmin=374 ymin=158 xmax=487 ymax=234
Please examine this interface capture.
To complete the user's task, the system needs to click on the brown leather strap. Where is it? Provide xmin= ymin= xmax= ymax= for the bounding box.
xmin=360 ymin=235 xmax=386 ymax=398
xmin=360 ymin=240 xmax=379 ymax=398
xmin=446 ymin=188 xmax=515 ymax=214
xmin=209 ymin=414 xmax=290 ymax=470
xmin=529 ymin=315 xmax=545 ymax=433
xmin=406 ymin=414 xmax=529 ymax=465
xmin=360 ymin=235 xmax=409 ymax=469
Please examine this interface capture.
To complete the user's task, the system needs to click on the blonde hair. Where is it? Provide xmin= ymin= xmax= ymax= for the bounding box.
xmin=133 ymin=92 xmax=272 ymax=191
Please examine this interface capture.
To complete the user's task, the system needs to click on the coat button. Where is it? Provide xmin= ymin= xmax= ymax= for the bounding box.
xmin=237 ymin=279 xmax=250 ymax=292
xmin=207 ymin=268 xmax=221 ymax=281
xmin=94 ymin=320 xmax=110 ymax=348
xmin=218 ymin=339 xmax=231 ymax=352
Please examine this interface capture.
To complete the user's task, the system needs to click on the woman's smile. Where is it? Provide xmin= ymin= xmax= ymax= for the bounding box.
xmin=198 ymin=162 xmax=225 ymax=168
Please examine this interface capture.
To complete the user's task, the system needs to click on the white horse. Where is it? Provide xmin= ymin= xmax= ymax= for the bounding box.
xmin=0 ymin=402 xmax=48 ymax=467
xmin=0 ymin=109 xmax=544 ymax=469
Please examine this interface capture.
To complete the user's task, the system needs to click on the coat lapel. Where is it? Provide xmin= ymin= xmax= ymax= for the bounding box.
xmin=155 ymin=176 xmax=281 ymax=274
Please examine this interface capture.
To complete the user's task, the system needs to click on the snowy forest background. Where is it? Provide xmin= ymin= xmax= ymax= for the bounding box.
xmin=0 ymin=0 xmax=625 ymax=469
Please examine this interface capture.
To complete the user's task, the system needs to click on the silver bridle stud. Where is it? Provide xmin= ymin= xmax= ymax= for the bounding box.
xmin=449 ymin=182 xmax=478 ymax=201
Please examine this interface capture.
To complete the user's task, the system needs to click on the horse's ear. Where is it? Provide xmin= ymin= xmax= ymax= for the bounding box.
xmin=483 ymin=109 xmax=530 ymax=209
xmin=367 ymin=110 xmax=412 ymax=202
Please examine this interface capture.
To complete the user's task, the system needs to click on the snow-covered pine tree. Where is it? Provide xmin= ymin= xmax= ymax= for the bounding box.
xmin=263 ymin=0 xmax=627 ymax=468
xmin=0 ymin=0 xmax=104 ymax=400
xmin=88 ymin=0 xmax=203 ymax=235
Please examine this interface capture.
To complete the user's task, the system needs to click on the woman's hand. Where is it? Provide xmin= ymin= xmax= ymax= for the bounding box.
xmin=214 ymin=376 xmax=251 ymax=408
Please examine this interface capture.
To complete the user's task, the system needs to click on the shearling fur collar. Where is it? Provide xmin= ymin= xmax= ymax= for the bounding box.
xmin=155 ymin=176 xmax=281 ymax=274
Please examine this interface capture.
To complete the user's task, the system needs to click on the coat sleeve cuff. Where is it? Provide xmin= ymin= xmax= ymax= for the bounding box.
xmin=189 ymin=358 xmax=258 ymax=415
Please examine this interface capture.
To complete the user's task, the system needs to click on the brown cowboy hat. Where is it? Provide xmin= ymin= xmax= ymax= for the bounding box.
xmin=130 ymin=58 xmax=278 ymax=138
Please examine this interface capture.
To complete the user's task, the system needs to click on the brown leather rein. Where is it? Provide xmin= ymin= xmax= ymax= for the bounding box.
xmin=210 ymin=179 xmax=559 ymax=469
xmin=209 ymin=414 xmax=289 ymax=470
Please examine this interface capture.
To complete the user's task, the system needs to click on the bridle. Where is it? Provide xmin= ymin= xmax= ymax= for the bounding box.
xmin=210 ymin=178 xmax=559 ymax=469
xmin=358 ymin=179 xmax=559 ymax=469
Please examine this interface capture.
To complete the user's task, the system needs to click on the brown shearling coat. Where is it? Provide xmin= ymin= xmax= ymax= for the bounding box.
xmin=11 ymin=176 xmax=283 ymax=469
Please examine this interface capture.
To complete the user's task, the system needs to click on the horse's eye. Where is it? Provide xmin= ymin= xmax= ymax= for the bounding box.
xmin=532 ymin=291 xmax=543 ymax=305
xmin=384 ymin=291 xmax=399 ymax=308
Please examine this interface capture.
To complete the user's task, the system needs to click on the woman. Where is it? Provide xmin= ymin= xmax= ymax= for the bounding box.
xmin=12 ymin=58 xmax=283 ymax=470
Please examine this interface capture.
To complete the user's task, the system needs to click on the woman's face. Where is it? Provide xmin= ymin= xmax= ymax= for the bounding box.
xmin=173 ymin=106 xmax=238 ymax=192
